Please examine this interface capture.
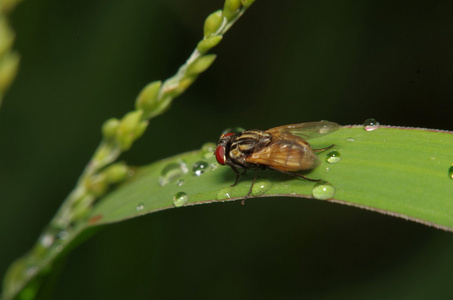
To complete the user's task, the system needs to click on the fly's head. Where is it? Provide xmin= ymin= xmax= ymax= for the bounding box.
xmin=215 ymin=132 xmax=235 ymax=166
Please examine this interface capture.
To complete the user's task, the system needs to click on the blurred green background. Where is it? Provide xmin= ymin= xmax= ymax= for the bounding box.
xmin=1 ymin=0 xmax=453 ymax=299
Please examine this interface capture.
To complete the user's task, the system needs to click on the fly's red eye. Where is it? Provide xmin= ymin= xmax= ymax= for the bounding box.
xmin=222 ymin=132 xmax=234 ymax=138
xmin=215 ymin=145 xmax=226 ymax=165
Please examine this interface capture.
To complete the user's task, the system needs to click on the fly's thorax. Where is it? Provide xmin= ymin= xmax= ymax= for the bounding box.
xmin=228 ymin=130 xmax=272 ymax=165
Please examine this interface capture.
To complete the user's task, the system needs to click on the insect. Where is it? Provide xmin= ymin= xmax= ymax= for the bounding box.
xmin=215 ymin=121 xmax=339 ymax=199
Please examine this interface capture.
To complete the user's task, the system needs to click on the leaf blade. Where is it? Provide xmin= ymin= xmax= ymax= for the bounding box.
xmin=87 ymin=126 xmax=453 ymax=231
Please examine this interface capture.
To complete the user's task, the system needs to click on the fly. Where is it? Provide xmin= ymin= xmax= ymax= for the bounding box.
xmin=215 ymin=121 xmax=339 ymax=200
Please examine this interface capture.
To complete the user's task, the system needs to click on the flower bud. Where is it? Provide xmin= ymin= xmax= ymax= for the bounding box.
xmin=84 ymin=174 xmax=108 ymax=197
xmin=240 ymin=0 xmax=255 ymax=8
xmin=186 ymin=54 xmax=216 ymax=77
xmin=204 ymin=10 xmax=223 ymax=37
xmin=104 ymin=162 xmax=129 ymax=184
xmin=135 ymin=80 xmax=162 ymax=114
xmin=117 ymin=110 xmax=147 ymax=151
xmin=0 ymin=52 xmax=19 ymax=93
xmin=197 ymin=35 xmax=223 ymax=53
xmin=0 ymin=18 xmax=14 ymax=57
xmin=223 ymin=0 xmax=242 ymax=20
xmin=102 ymin=118 xmax=120 ymax=140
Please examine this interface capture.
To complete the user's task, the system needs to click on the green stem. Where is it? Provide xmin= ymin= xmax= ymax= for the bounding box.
xmin=1 ymin=1 xmax=256 ymax=299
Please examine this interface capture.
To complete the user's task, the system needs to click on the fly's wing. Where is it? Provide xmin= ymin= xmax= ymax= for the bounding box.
xmin=266 ymin=121 xmax=339 ymax=140
xmin=246 ymin=134 xmax=318 ymax=172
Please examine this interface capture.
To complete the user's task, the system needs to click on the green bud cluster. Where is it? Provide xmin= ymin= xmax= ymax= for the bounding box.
xmin=71 ymin=162 xmax=129 ymax=222
xmin=71 ymin=194 xmax=96 ymax=221
xmin=186 ymin=55 xmax=217 ymax=76
xmin=240 ymin=0 xmax=256 ymax=8
xmin=102 ymin=118 xmax=120 ymax=140
xmin=67 ymin=0 xmax=254 ymax=227
xmin=83 ymin=162 xmax=129 ymax=197
xmin=67 ymin=0 xmax=257 ymax=229
xmin=77 ymin=0 xmax=257 ymax=222
xmin=135 ymin=81 xmax=163 ymax=119
xmin=1 ymin=0 xmax=23 ymax=14
xmin=0 ymin=1 xmax=21 ymax=106
xmin=203 ymin=11 xmax=223 ymax=37
xmin=103 ymin=162 xmax=129 ymax=183
xmin=1 ymin=1 xmax=259 ymax=297
xmin=198 ymin=0 xmax=255 ymax=55
xmin=197 ymin=35 xmax=223 ymax=54
xmin=84 ymin=174 xmax=108 ymax=198
xmin=223 ymin=0 xmax=242 ymax=20
xmin=160 ymin=53 xmax=217 ymax=104
xmin=116 ymin=110 xmax=148 ymax=151
xmin=101 ymin=111 xmax=148 ymax=151
xmin=158 ymin=0 xmax=257 ymax=111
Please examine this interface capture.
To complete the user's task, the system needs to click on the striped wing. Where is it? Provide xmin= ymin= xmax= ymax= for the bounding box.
xmin=266 ymin=121 xmax=339 ymax=140
xmin=246 ymin=134 xmax=318 ymax=172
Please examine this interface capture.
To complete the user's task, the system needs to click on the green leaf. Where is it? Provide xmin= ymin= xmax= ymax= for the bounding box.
xmin=87 ymin=126 xmax=453 ymax=231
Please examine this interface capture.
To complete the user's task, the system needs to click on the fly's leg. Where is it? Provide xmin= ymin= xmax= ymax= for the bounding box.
xmin=314 ymin=144 xmax=335 ymax=153
xmin=242 ymin=169 xmax=258 ymax=205
xmin=230 ymin=166 xmax=246 ymax=187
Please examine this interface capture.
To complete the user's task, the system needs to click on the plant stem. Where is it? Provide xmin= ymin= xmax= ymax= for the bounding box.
xmin=1 ymin=1 xmax=256 ymax=299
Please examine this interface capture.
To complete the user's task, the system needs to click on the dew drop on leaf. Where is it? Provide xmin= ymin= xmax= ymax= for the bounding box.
xmin=136 ymin=202 xmax=145 ymax=211
xmin=57 ymin=230 xmax=68 ymax=240
xmin=192 ymin=160 xmax=209 ymax=176
xmin=326 ymin=150 xmax=342 ymax=164
xmin=216 ymin=187 xmax=232 ymax=200
xmin=252 ymin=179 xmax=272 ymax=196
xmin=158 ymin=160 xmax=188 ymax=186
xmin=26 ymin=266 xmax=39 ymax=278
xmin=173 ymin=192 xmax=189 ymax=207
xmin=363 ymin=118 xmax=380 ymax=131
xmin=40 ymin=234 xmax=55 ymax=248
xmin=312 ymin=181 xmax=335 ymax=200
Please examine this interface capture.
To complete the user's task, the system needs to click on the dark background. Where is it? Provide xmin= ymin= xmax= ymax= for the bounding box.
xmin=1 ymin=0 xmax=453 ymax=299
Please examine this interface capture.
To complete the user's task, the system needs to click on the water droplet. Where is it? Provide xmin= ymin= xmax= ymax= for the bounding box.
xmin=325 ymin=167 xmax=330 ymax=172
xmin=363 ymin=118 xmax=380 ymax=131
xmin=173 ymin=192 xmax=189 ymax=207
xmin=177 ymin=179 xmax=185 ymax=186
xmin=57 ymin=230 xmax=68 ymax=240
xmin=312 ymin=181 xmax=335 ymax=200
xmin=222 ymin=127 xmax=245 ymax=135
xmin=326 ymin=150 xmax=342 ymax=164
xmin=345 ymin=137 xmax=355 ymax=143
xmin=252 ymin=179 xmax=272 ymax=196
xmin=192 ymin=160 xmax=209 ymax=176
xmin=210 ymin=163 xmax=218 ymax=171
xmin=158 ymin=160 xmax=188 ymax=186
xmin=448 ymin=165 xmax=453 ymax=179
xmin=136 ymin=203 xmax=145 ymax=211
xmin=26 ymin=266 xmax=39 ymax=277
xmin=216 ymin=187 xmax=232 ymax=200
xmin=201 ymin=142 xmax=216 ymax=159
xmin=39 ymin=226 xmax=68 ymax=248
xmin=40 ymin=234 xmax=55 ymax=248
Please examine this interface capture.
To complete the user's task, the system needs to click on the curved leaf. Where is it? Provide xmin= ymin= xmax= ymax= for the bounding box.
xmin=87 ymin=126 xmax=453 ymax=231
